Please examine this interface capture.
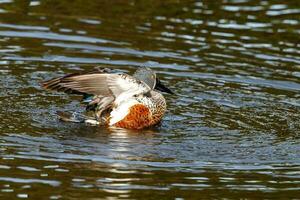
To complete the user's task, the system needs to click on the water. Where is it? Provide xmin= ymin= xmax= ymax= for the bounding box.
xmin=0 ymin=0 xmax=300 ymax=199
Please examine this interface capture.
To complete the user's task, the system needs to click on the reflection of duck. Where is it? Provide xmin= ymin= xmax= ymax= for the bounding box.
xmin=41 ymin=67 xmax=173 ymax=129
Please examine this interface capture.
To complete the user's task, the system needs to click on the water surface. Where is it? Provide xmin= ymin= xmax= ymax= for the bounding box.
xmin=0 ymin=0 xmax=300 ymax=199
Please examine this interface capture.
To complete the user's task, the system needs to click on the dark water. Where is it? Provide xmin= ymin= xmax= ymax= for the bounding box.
xmin=1 ymin=0 xmax=300 ymax=199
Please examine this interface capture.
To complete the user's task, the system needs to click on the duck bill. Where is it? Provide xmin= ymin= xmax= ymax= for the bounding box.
xmin=155 ymin=79 xmax=174 ymax=94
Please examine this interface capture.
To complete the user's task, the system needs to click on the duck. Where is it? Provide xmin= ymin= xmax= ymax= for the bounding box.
xmin=41 ymin=67 xmax=173 ymax=129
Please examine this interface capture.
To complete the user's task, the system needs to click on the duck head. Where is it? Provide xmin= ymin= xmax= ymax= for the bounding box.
xmin=133 ymin=67 xmax=174 ymax=94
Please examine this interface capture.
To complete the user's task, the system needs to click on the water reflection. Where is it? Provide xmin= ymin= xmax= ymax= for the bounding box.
xmin=0 ymin=0 xmax=300 ymax=199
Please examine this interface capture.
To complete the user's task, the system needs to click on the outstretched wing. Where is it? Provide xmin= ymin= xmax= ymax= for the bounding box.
xmin=107 ymin=74 xmax=151 ymax=97
xmin=41 ymin=73 xmax=113 ymax=95
xmin=41 ymin=69 xmax=151 ymax=98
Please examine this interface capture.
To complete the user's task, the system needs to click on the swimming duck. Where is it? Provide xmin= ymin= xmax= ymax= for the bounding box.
xmin=41 ymin=67 xmax=173 ymax=129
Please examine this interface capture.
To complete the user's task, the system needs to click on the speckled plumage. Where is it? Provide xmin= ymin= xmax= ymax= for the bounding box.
xmin=41 ymin=67 xmax=173 ymax=129
xmin=112 ymin=91 xmax=167 ymax=129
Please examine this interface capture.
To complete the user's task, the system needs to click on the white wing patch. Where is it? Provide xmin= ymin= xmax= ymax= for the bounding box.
xmin=109 ymin=98 xmax=139 ymax=125
xmin=107 ymin=74 xmax=151 ymax=105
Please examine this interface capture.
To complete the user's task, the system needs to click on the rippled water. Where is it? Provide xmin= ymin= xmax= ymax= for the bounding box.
xmin=1 ymin=0 xmax=300 ymax=199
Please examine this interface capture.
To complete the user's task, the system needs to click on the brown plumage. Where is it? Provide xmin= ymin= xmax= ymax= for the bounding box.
xmin=114 ymin=104 xmax=151 ymax=129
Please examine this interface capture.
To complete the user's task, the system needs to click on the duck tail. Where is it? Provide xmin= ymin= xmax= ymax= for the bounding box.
xmin=56 ymin=111 xmax=100 ymax=125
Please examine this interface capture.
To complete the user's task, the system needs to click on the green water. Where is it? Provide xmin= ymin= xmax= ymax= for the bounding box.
xmin=0 ymin=0 xmax=300 ymax=199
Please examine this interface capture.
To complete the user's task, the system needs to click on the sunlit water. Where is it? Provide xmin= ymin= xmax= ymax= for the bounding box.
xmin=0 ymin=0 xmax=300 ymax=199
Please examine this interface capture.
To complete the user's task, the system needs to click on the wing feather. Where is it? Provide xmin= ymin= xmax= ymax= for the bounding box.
xmin=41 ymin=69 xmax=151 ymax=99
xmin=42 ymin=73 xmax=115 ymax=95
xmin=107 ymin=74 xmax=151 ymax=97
